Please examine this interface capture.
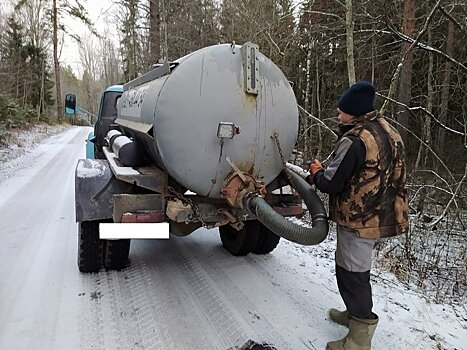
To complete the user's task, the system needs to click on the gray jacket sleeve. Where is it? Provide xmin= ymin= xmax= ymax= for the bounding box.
xmin=313 ymin=136 xmax=366 ymax=194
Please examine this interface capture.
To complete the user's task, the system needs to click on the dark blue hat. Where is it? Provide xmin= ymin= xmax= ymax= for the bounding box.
xmin=337 ymin=81 xmax=375 ymax=116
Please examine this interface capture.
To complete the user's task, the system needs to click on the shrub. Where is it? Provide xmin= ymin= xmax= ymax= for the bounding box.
xmin=0 ymin=125 xmax=11 ymax=146
xmin=0 ymin=93 xmax=56 ymax=130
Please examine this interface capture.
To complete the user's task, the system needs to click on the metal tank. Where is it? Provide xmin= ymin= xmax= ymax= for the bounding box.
xmin=116 ymin=43 xmax=298 ymax=198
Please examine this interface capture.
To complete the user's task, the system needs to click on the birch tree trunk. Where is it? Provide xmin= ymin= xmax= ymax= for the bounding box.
xmin=303 ymin=46 xmax=312 ymax=160
xmin=345 ymin=0 xmax=356 ymax=85
xmin=315 ymin=59 xmax=323 ymax=159
xmin=160 ymin=0 xmax=168 ymax=61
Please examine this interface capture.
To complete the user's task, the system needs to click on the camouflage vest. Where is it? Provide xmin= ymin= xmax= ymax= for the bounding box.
xmin=330 ymin=112 xmax=409 ymax=238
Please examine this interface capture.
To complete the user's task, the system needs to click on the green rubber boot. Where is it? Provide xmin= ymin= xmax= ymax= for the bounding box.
xmin=329 ymin=308 xmax=350 ymax=328
xmin=326 ymin=314 xmax=379 ymax=350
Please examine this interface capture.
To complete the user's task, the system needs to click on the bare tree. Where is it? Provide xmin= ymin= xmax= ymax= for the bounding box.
xmin=98 ymin=32 xmax=121 ymax=87
xmin=345 ymin=0 xmax=356 ymax=85
xmin=436 ymin=20 xmax=454 ymax=156
xmin=78 ymin=34 xmax=104 ymax=114
xmin=149 ymin=0 xmax=160 ymax=65
xmin=396 ymin=0 xmax=416 ymax=146
xmin=16 ymin=0 xmax=50 ymax=50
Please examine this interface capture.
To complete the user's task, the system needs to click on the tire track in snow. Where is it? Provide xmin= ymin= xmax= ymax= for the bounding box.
xmin=123 ymin=253 xmax=168 ymax=350
xmin=182 ymin=231 xmax=338 ymax=349
xmin=78 ymin=273 xmax=107 ymax=350
xmin=78 ymin=255 xmax=166 ymax=350
xmin=168 ymin=241 xmax=254 ymax=349
xmin=131 ymin=240 xmax=245 ymax=350
xmin=106 ymin=270 xmax=145 ymax=350
xmin=243 ymin=246 xmax=334 ymax=336
xmin=179 ymin=234 xmax=291 ymax=350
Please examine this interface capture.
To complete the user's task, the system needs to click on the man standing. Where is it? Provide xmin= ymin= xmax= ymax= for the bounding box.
xmin=308 ymin=81 xmax=409 ymax=350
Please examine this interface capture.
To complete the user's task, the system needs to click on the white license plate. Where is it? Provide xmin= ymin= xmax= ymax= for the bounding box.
xmin=99 ymin=223 xmax=170 ymax=239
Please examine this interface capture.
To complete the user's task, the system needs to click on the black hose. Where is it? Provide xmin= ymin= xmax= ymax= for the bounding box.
xmin=247 ymin=169 xmax=329 ymax=246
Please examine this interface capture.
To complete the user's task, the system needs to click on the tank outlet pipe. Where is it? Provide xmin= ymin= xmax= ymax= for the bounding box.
xmin=285 ymin=162 xmax=309 ymax=180
xmin=246 ymin=169 xmax=329 ymax=246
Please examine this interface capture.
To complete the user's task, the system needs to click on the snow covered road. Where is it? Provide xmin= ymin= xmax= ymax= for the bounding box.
xmin=0 ymin=127 xmax=465 ymax=350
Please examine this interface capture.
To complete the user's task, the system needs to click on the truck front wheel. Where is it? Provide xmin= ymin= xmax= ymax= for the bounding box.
xmin=78 ymin=221 xmax=103 ymax=273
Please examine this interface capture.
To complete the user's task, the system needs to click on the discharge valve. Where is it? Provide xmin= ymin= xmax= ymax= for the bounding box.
xmin=220 ymin=156 xmax=266 ymax=209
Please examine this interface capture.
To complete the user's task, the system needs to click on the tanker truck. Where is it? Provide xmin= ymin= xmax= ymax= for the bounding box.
xmin=72 ymin=42 xmax=329 ymax=273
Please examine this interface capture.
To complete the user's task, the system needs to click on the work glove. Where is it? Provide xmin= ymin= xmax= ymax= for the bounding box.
xmin=307 ymin=159 xmax=323 ymax=184
xmin=309 ymin=159 xmax=323 ymax=175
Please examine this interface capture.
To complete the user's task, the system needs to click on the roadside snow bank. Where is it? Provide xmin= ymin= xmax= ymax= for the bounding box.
xmin=0 ymin=123 xmax=69 ymax=164
xmin=0 ymin=124 xmax=76 ymax=183
xmin=0 ymin=126 xmax=88 ymax=206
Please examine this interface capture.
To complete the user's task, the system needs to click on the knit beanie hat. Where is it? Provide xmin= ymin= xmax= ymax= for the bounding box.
xmin=337 ymin=81 xmax=375 ymax=117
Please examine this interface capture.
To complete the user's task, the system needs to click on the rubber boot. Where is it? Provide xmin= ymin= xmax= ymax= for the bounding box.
xmin=326 ymin=314 xmax=379 ymax=350
xmin=329 ymin=308 xmax=350 ymax=328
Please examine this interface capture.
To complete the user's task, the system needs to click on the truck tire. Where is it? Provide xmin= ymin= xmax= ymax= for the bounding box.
xmin=103 ymin=239 xmax=131 ymax=270
xmin=253 ymin=223 xmax=281 ymax=254
xmin=219 ymin=221 xmax=260 ymax=256
xmin=78 ymin=221 xmax=103 ymax=273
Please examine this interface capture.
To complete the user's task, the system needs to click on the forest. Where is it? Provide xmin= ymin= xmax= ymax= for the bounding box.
xmin=0 ymin=0 xmax=465 ymax=303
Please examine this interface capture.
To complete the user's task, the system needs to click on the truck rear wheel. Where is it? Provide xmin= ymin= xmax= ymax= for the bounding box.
xmin=253 ymin=224 xmax=281 ymax=254
xmin=78 ymin=221 xmax=103 ymax=273
xmin=219 ymin=221 xmax=262 ymax=256
xmin=104 ymin=239 xmax=131 ymax=270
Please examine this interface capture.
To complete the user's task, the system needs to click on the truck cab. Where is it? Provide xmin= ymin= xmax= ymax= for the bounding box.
xmin=89 ymin=85 xmax=123 ymax=159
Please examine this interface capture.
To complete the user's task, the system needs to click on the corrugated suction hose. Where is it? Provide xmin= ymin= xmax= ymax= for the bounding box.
xmin=247 ymin=169 xmax=329 ymax=246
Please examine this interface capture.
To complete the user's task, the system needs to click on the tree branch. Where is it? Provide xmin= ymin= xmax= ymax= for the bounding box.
xmin=297 ymin=105 xmax=338 ymax=139
xmin=378 ymin=111 xmax=457 ymax=185
xmin=389 ymin=30 xmax=467 ymax=73
xmin=302 ymin=10 xmax=343 ymax=21
xmin=439 ymin=5 xmax=466 ymax=34
xmin=353 ymin=28 xmax=467 ymax=72
xmin=376 ymin=92 xmax=466 ymax=137
xmin=430 ymin=164 xmax=466 ymax=228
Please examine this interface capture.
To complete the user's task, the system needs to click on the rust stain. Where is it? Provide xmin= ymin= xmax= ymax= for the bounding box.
xmin=235 ymin=161 xmax=255 ymax=174
xmin=231 ymin=160 xmax=256 ymax=178
xmin=243 ymin=93 xmax=258 ymax=107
